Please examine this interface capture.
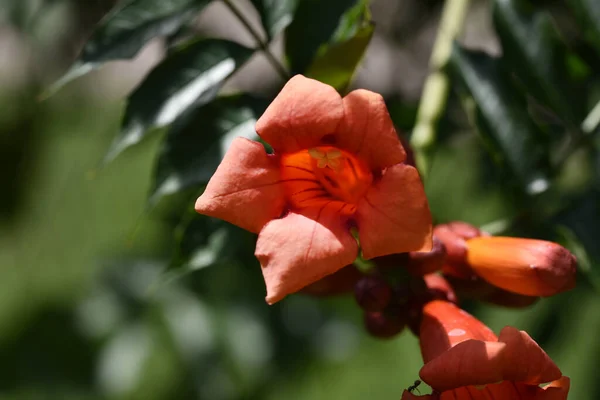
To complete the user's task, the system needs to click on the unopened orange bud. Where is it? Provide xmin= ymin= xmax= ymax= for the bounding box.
xmin=465 ymin=237 xmax=577 ymax=297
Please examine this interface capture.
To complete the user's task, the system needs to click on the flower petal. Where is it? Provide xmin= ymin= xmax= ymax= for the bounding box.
xmin=420 ymin=300 xmax=497 ymax=363
xmin=255 ymin=205 xmax=358 ymax=304
xmin=195 ymin=137 xmax=285 ymax=233
xmin=535 ymin=377 xmax=570 ymax=400
xmin=437 ymin=380 xmax=570 ymax=400
xmin=337 ymin=89 xmax=406 ymax=170
xmin=497 ymin=326 xmax=562 ymax=385
xmin=401 ymin=391 xmax=437 ymax=400
xmin=419 ymin=339 xmax=507 ymax=391
xmin=356 ymin=164 xmax=432 ymax=259
xmin=255 ymin=75 xmax=344 ymax=154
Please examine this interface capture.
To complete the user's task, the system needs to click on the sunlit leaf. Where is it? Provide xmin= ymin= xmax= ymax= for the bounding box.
xmin=305 ymin=22 xmax=373 ymax=91
xmin=249 ymin=0 xmax=297 ymax=40
xmin=449 ymin=45 xmax=550 ymax=194
xmin=45 ymin=0 xmax=211 ymax=96
xmin=105 ymin=39 xmax=254 ymax=163
xmin=150 ymin=94 xmax=268 ymax=203
xmin=285 ymin=0 xmax=370 ymax=74
xmin=555 ymin=225 xmax=600 ymax=291
xmin=493 ymin=0 xmax=585 ymax=125
xmin=169 ymin=214 xmax=255 ymax=274
xmin=555 ymin=190 xmax=600 ymax=290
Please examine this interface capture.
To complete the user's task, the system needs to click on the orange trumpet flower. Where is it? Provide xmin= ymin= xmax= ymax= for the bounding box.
xmin=401 ymin=300 xmax=570 ymax=399
xmin=465 ymin=237 xmax=577 ymax=297
xmin=195 ymin=75 xmax=432 ymax=304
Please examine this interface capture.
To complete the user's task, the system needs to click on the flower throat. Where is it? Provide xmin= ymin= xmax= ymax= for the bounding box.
xmin=280 ymin=146 xmax=373 ymax=215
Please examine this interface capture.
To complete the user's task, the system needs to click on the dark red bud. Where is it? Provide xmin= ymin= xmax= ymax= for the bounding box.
xmin=423 ymin=274 xmax=458 ymax=304
xmin=354 ymin=275 xmax=393 ymax=312
xmin=407 ymin=236 xmax=446 ymax=276
xmin=443 ymin=274 xmax=497 ymax=299
xmin=302 ymin=265 xmax=363 ymax=296
xmin=433 ymin=222 xmax=485 ymax=270
xmin=446 ymin=221 xmax=483 ymax=239
xmin=364 ymin=311 xmax=405 ymax=339
xmin=406 ymin=299 xmax=424 ymax=336
xmin=433 ymin=225 xmax=468 ymax=265
xmin=483 ymin=289 xmax=539 ymax=308
xmin=404 ymin=275 xmax=458 ymax=336
xmin=371 ymin=252 xmax=410 ymax=269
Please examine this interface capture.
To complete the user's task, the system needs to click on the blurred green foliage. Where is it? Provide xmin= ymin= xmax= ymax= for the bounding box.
xmin=1 ymin=0 xmax=600 ymax=399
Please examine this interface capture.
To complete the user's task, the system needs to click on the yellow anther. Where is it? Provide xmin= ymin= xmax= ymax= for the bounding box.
xmin=308 ymin=148 xmax=325 ymax=159
xmin=309 ymin=148 xmax=343 ymax=170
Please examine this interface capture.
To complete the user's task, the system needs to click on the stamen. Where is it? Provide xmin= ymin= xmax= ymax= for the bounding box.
xmin=309 ymin=148 xmax=343 ymax=170
xmin=281 ymin=147 xmax=372 ymax=214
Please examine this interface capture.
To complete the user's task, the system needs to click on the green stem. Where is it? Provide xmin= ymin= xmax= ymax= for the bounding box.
xmin=410 ymin=0 xmax=471 ymax=177
xmin=222 ymin=0 xmax=290 ymax=81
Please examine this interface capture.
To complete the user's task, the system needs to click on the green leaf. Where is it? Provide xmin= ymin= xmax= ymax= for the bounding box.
xmin=105 ymin=39 xmax=254 ymax=163
xmin=555 ymin=190 xmax=600 ymax=289
xmin=449 ymin=45 xmax=550 ymax=194
xmin=44 ymin=0 xmax=211 ymax=96
xmin=285 ymin=0 xmax=370 ymax=75
xmin=150 ymin=94 xmax=268 ymax=203
xmin=168 ymin=214 xmax=255 ymax=275
xmin=567 ymin=0 xmax=600 ymax=53
xmin=555 ymin=225 xmax=600 ymax=291
xmin=249 ymin=0 xmax=297 ymax=40
xmin=493 ymin=0 xmax=585 ymax=125
xmin=305 ymin=22 xmax=373 ymax=91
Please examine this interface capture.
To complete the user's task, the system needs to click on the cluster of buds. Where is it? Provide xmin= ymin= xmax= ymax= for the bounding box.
xmin=302 ymin=221 xmax=576 ymax=399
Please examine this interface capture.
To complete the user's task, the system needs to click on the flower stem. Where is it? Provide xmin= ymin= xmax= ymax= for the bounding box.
xmin=410 ymin=0 xmax=471 ymax=178
xmin=222 ymin=0 xmax=290 ymax=81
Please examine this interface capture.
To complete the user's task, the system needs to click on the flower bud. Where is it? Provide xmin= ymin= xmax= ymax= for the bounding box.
xmin=372 ymin=252 xmax=410 ymax=269
xmin=364 ymin=311 xmax=406 ymax=339
xmin=446 ymin=221 xmax=484 ymax=239
xmin=406 ymin=236 xmax=446 ymax=276
xmin=423 ymin=274 xmax=457 ymax=304
xmin=484 ymin=289 xmax=539 ymax=308
xmin=444 ymin=274 xmax=538 ymax=308
xmin=443 ymin=274 xmax=496 ymax=299
xmin=406 ymin=275 xmax=458 ymax=336
xmin=433 ymin=225 xmax=467 ymax=265
xmin=465 ymin=237 xmax=577 ymax=297
xmin=433 ymin=222 xmax=484 ymax=280
xmin=354 ymin=275 xmax=393 ymax=311
xmin=301 ymin=265 xmax=363 ymax=296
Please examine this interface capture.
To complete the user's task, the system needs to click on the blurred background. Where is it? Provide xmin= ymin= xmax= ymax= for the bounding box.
xmin=0 ymin=0 xmax=599 ymax=399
